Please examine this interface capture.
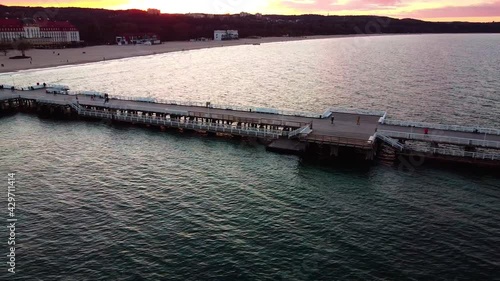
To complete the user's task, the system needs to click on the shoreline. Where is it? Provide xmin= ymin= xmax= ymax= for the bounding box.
xmin=0 ymin=34 xmax=381 ymax=74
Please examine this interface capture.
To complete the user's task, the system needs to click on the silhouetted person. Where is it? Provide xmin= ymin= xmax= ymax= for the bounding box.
xmin=357 ymin=116 xmax=360 ymax=125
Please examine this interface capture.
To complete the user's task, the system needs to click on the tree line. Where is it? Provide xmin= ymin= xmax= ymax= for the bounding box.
xmin=1 ymin=5 xmax=499 ymax=45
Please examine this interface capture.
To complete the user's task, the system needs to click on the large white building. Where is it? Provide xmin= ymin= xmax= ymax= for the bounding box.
xmin=39 ymin=21 xmax=80 ymax=43
xmin=214 ymin=30 xmax=239 ymax=41
xmin=0 ymin=19 xmax=80 ymax=43
xmin=0 ymin=19 xmax=25 ymax=42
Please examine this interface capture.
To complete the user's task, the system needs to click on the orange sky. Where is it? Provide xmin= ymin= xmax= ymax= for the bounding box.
xmin=4 ymin=0 xmax=500 ymax=22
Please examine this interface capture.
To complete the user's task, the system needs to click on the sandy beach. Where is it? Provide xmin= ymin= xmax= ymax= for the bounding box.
xmin=0 ymin=35 xmax=373 ymax=73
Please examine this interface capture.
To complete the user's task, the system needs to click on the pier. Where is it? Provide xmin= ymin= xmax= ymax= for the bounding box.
xmin=1 ymin=84 xmax=500 ymax=167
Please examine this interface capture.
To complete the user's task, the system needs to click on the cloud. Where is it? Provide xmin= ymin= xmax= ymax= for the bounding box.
xmin=279 ymin=0 xmax=337 ymax=11
xmin=3 ymin=0 xmax=500 ymax=21
xmin=401 ymin=1 xmax=500 ymax=19
xmin=273 ymin=0 xmax=500 ymax=21
xmin=2 ymin=0 xmax=126 ymax=9
xmin=279 ymin=0 xmax=402 ymax=12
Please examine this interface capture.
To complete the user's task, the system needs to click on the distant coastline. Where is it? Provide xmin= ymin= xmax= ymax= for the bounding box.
xmin=1 ymin=5 xmax=499 ymax=73
xmin=1 ymin=33 xmax=499 ymax=74
xmin=0 ymin=34 xmax=377 ymax=73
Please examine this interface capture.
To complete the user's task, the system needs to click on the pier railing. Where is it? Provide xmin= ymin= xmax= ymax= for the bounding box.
xmin=411 ymin=147 xmax=500 ymax=161
xmin=16 ymin=84 xmax=69 ymax=91
xmin=379 ymin=130 xmax=500 ymax=149
xmin=102 ymin=103 xmax=191 ymax=116
xmin=70 ymin=90 xmax=106 ymax=98
xmin=383 ymin=119 xmax=500 ymax=136
xmin=69 ymin=102 xmax=81 ymax=112
xmin=106 ymin=95 xmax=320 ymax=118
xmin=288 ymin=124 xmax=312 ymax=139
xmin=73 ymin=106 xmax=285 ymax=139
xmin=328 ymin=107 xmax=387 ymax=117
xmin=375 ymin=133 xmax=405 ymax=151
xmin=374 ymin=131 xmax=500 ymax=161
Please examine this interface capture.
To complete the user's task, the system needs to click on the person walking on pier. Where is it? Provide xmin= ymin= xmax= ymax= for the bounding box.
xmin=331 ymin=115 xmax=334 ymax=124
xmin=356 ymin=116 xmax=360 ymax=125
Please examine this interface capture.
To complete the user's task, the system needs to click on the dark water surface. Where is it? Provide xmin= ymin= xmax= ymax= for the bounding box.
xmin=1 ymin=34 xmax=500 ymax=280
xmin=0 ymin=115 xmax=499 ymax=280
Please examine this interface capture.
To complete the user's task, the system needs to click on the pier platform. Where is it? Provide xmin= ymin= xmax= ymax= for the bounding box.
xmin=1 ymin=84 xmax=500 ymax=166
xmin=0 ymin=86 xmax=379 ymax=147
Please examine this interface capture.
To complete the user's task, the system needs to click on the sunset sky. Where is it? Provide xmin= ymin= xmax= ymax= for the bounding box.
xmin=3 ymin=0 xmax=500 ymax=22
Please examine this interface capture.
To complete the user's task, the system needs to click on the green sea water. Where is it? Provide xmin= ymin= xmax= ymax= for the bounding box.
xmin=1 ymin=34 xmax=499 ymax=280
xmin=0 ymin=114 xmax=498 ymax=280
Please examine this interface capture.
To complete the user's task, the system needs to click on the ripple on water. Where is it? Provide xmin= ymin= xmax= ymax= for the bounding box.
xmin=1 ymin=35 xmax=500 ymax=280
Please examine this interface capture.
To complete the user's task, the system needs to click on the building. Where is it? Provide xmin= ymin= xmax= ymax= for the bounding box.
xmin=116 ymin=33 xmax=160 ymax=45
xmin=0 ymin=19 xmax=25 ymax=42
xmin=0 ymin=18 xmax=80 ymax=44
xmin=214 ymin=30 xmax=239 ymax=41
xmin=37 ymin=20 xmax=80 ymax=43
xmin=147 ymin=8 xmax=161 ymax=15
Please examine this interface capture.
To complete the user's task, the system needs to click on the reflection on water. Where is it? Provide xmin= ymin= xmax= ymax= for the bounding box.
xmin=2 ymin=34 xmax=500 ymax=127
xmin=0 ymin=34 xmax=499 ymax=280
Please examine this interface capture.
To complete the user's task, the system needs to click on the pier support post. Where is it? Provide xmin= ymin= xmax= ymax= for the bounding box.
xmin=330 ymin=145 xmax=339 ymax=157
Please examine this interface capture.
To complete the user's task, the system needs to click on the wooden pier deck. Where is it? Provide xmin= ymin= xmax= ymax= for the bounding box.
xmin=0 ymin=87 xmax=380 ymax=148
xmin=2 ymin=84 xmax=500 ymax=164
xmin=379 ymin=124 xmax=500 ymax=148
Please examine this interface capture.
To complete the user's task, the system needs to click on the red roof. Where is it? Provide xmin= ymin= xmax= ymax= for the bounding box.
xmin=0 ymin=19 xmax=23 ymax=28
xmin=37 ymin=20 xmax=78 ymax=31
xmin=0 ymin=19 xmax=78 ymax=32
xmin=0 ymin=19 xmax=23 ymax=31
xmin=0 ymin=19 xmax=23 ymax=27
